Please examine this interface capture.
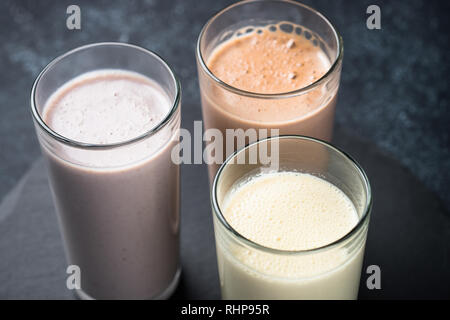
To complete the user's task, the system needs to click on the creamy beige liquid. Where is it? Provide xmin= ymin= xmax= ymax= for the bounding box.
xmin=216 ymin=172 xmax=365 ymax=300
xmin=41 ymin=70 xmax=180 ymax=299
xmin=200 ymin=23 xmax=340 ymax=180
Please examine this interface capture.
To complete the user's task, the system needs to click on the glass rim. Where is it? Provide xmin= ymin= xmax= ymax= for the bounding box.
xmin=196 ymin=0 xmax=344 ymax=99
xmin=30 ymin=42 xmax=181 ymax=150
xmin=211 ymin=135 xmax=372 ymax=256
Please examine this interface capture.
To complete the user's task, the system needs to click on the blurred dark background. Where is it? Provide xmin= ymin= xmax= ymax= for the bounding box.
xmin=0 ymin=0 xmax=449 ymax=299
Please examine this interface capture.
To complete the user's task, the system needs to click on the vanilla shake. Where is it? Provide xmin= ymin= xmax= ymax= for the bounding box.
xmin=33 ymin=57 xmax=181 ymax=299
xmin=216 ymin=171 xmax=365 ymax=300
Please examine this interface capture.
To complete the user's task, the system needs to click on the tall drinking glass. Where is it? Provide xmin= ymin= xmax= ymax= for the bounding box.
xmin=31 ymin=43 xmax=181 ymax=299
xmin=197 ymin=0 xmax=343 ymax=181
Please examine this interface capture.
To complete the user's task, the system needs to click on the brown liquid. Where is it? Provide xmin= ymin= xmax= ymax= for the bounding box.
xmin=208 ymin=27 xmax=329 ymax=97
xmin=200 ymin=24 xmax=340 ymax=179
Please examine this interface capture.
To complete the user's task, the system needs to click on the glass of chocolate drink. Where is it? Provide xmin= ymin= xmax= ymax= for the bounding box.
xmin=196 ymin=0 xmax=343 ymax=181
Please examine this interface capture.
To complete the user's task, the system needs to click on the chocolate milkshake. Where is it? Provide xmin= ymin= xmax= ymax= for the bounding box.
xmin=31 ymin=44 xmax=181 ymax=299
xmin=197 ymin=1 xmax=343 ymax=180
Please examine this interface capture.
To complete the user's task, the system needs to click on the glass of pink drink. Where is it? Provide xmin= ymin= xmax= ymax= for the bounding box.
xmin=31 ymin=43 xmax=181 ymax=300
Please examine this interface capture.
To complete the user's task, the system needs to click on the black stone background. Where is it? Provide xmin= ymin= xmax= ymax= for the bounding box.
xmin=0 ymin=0 xmax=449 ymax=299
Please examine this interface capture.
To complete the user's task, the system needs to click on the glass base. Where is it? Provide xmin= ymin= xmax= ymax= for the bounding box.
xmin=74 ymin=266 xmax=181 ymax=300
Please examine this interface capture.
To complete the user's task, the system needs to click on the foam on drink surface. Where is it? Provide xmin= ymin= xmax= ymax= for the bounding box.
xmin=42 ymin=70 xmax=174 ymax=167
xmin=205 ymin=23 xmax=333 ymax=122
xmin=43 ymin=70 xmax=171 ymax=145
xmin=208 ymin=25 xmax=330 ymax=94
xmin=222 ymin=171 xmax=359 ymax=278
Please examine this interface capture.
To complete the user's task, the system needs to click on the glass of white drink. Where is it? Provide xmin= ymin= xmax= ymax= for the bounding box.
xmin=211 ymin=135 xmax=372 ymax=300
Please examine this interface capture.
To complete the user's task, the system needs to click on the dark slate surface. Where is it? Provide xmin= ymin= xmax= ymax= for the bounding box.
xmin=0 ymin=0 xmax=449 ymax=299
xmin=1 ymin=127 xmax=449 ymax=299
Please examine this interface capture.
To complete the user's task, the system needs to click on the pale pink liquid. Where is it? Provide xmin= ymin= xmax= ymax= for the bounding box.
xmin=42 ymin=70 xmax=180 ymax=299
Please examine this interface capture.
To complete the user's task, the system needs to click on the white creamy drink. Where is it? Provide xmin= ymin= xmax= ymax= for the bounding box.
xmin=216 ymin=171 xmax=365 ymax=299
xmin=41 ymin=69 xmax=180 ymax=299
